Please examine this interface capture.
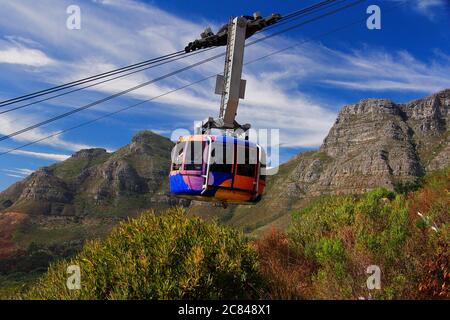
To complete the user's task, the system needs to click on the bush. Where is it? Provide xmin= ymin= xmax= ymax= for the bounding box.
xmin=253 ymin=229 xmax=310 ymax=299
xmin=418 ymin=240 xmax=449 ymax=299
xmin=394 ymin=180 xmax=422 ymax=195
xmin=288 ymin=177 xmax=449 ymax=299
xmin=21 ymin=207 xmax=263 ymax=300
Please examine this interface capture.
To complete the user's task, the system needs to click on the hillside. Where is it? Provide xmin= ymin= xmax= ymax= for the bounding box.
xmin=19 ymin=208 xmax=263 ymax=300
xmin=17 ymin=167 xmax=449 ymax=300
xmin=189 ymin=89 xmax=450 ymax=233
xmin=255 ymin=167 xmax=449 ymax=299
xmin=0 ymin=131 xmax=185 ymax=280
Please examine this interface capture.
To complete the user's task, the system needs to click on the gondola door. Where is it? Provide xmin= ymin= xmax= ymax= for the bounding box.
xmin=232 ymin=141 xmax=258 ymax=195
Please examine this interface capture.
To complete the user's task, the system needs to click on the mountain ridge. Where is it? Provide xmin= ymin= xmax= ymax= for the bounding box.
xmin=0 ymin=131 xmax=180 ymax=216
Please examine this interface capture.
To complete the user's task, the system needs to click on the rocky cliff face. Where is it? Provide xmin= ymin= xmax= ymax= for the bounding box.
xmin=189 ymin=89 xmax=450 ymax=233
xmin=0 ymin=131 xmax=181 ymax=216
xmin=317 ymin=89 xmax=449 ymax=192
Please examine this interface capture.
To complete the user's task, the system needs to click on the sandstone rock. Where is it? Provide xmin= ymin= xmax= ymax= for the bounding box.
xmin=0 ymin=130 xmax=184 ymax=216
xmin=72 ymin=148 xmax=107 ymax=160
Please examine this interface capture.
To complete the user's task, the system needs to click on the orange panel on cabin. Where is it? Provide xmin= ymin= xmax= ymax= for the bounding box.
xmin=215 ymin=189 xmax=253 ymax=202
xmin=218 ymin=179 xmax=233 ymax=188
xmin=233 ymin=175 xmax=255 ymax=191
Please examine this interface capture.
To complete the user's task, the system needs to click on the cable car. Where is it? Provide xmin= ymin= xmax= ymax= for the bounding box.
xmin=169 ymin=12 xmax=277 ymax=205
xmin=169 ymin=135 xmax=266 ymax=204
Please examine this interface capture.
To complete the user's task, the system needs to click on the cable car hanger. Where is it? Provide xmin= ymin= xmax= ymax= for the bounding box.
xmin=187 ymin=12 xmax=282 ymax=135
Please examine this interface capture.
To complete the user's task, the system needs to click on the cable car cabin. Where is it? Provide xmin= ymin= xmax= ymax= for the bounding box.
xmin=169 ymin=135 xmax=266 ymax=204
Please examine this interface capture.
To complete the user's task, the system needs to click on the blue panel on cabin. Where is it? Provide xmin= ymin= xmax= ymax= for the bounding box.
xmin=209 ymin=171 xmax=232 ymax=186
xmin=169 ymin=174 xmax=199 ymax=194
xmin=170 ymin=173 xmax=218 ymax=197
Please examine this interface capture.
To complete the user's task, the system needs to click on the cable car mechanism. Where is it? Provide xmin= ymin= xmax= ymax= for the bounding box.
xmin=170 ymin=12 xmax=281 ymax=207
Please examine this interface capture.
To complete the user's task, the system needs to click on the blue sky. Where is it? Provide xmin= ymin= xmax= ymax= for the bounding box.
xmin=0 ymin=0 xmax=449 ymax=191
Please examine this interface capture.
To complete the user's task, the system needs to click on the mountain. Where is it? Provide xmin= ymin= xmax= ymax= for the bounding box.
xmin=0 ymin=131 xmax=185 ymax=274
xmin=188 ymin=89 xmax=450 ymax=233
xmin=1 ymin=131 xmax=179 ymax=216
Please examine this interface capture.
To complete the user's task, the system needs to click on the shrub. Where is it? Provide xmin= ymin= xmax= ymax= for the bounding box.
xmin=394 ymin=180 xmax=422 ymax=195
xmin=253 ymin=229 xmax=310 ymax=299
xmin=21 ymin=207 xmax=263 ymax=300
xmin=289 ymin=177 xmax=449 ymax=300
xmin=408 ymin=167 xmax=449 ymax=225
xmin=314 ymin=238 xmax=346 ymax=266
xmin=418 ymin=240 xmax=449 ymax=299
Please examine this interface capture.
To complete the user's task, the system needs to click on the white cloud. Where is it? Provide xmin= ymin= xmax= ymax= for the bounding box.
xmin=5 ymin=173 xmax=24 ymax=178
xmin=8 ymin=149 xmax=69 ymax=161
xmin=0 ymin=113 xmax=96 ymax=151
xmin=18 ymin=168 xmax=34 ymax=175
xmin=391 ymin=0 xmax=447 ymax=20
xmin=415 ymin=0 xmax=446 ymax=18
xmin=261 ymin=43 xmax=450 ymax=94
xmin=327 ymin=49 xmax=450 ymax=92
xmin=0 ymin=45 xmax=54 ymax=67
xmin=4 ymin=168 xmax=34 ymax=175
xmin=0 ymin=146 xmax=70 ymax=161
xmin=2 ymin=168 xmax=34 ymax=177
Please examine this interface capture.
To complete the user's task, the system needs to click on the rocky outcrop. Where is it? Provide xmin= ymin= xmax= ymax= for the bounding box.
xmin=0 ymin=131 xmax=183 ymax=216
xmin=20 ymin=168 xmax=73 ymax=202
xmin=316 ymin=98 xmax=424 ymax=193
xmin=72 ymin=148 xmax=108 ymax=160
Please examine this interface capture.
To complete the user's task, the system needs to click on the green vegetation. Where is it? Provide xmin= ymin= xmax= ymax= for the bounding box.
xmin=10 ymin=168 xmax=450 ymax=300
xmin=393 ymin=179 xmax=422 ymax=195
xmin=21 ymin=207 xmax=263 ymax=299
xmin=0 ymin=243 xmax=81 ymax=299
xmin=255 ymin=167 xmax=449 ymax=299
xmin=51 ymin=151 xmax=111 ymax=181
xmin=0 ymin=272 xmax=41 ymax=299
xmin=13 ymin=218 xmax=115 ymax=249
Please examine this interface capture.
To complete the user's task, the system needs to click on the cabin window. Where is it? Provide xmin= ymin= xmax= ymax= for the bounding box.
xmin=236 ymin=145 xmax=257 ymax=177
xmin=210 ymin=141 xmax=233 ymax=173
xmin=171 ymin=142 xmax=185 ymax=171
xmin=184 ymin=141 xmax=205 ymax=171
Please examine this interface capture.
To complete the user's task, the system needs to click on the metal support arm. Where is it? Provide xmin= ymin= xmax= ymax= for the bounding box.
xmin=188 ymin=12 xmax=281 ymax=135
